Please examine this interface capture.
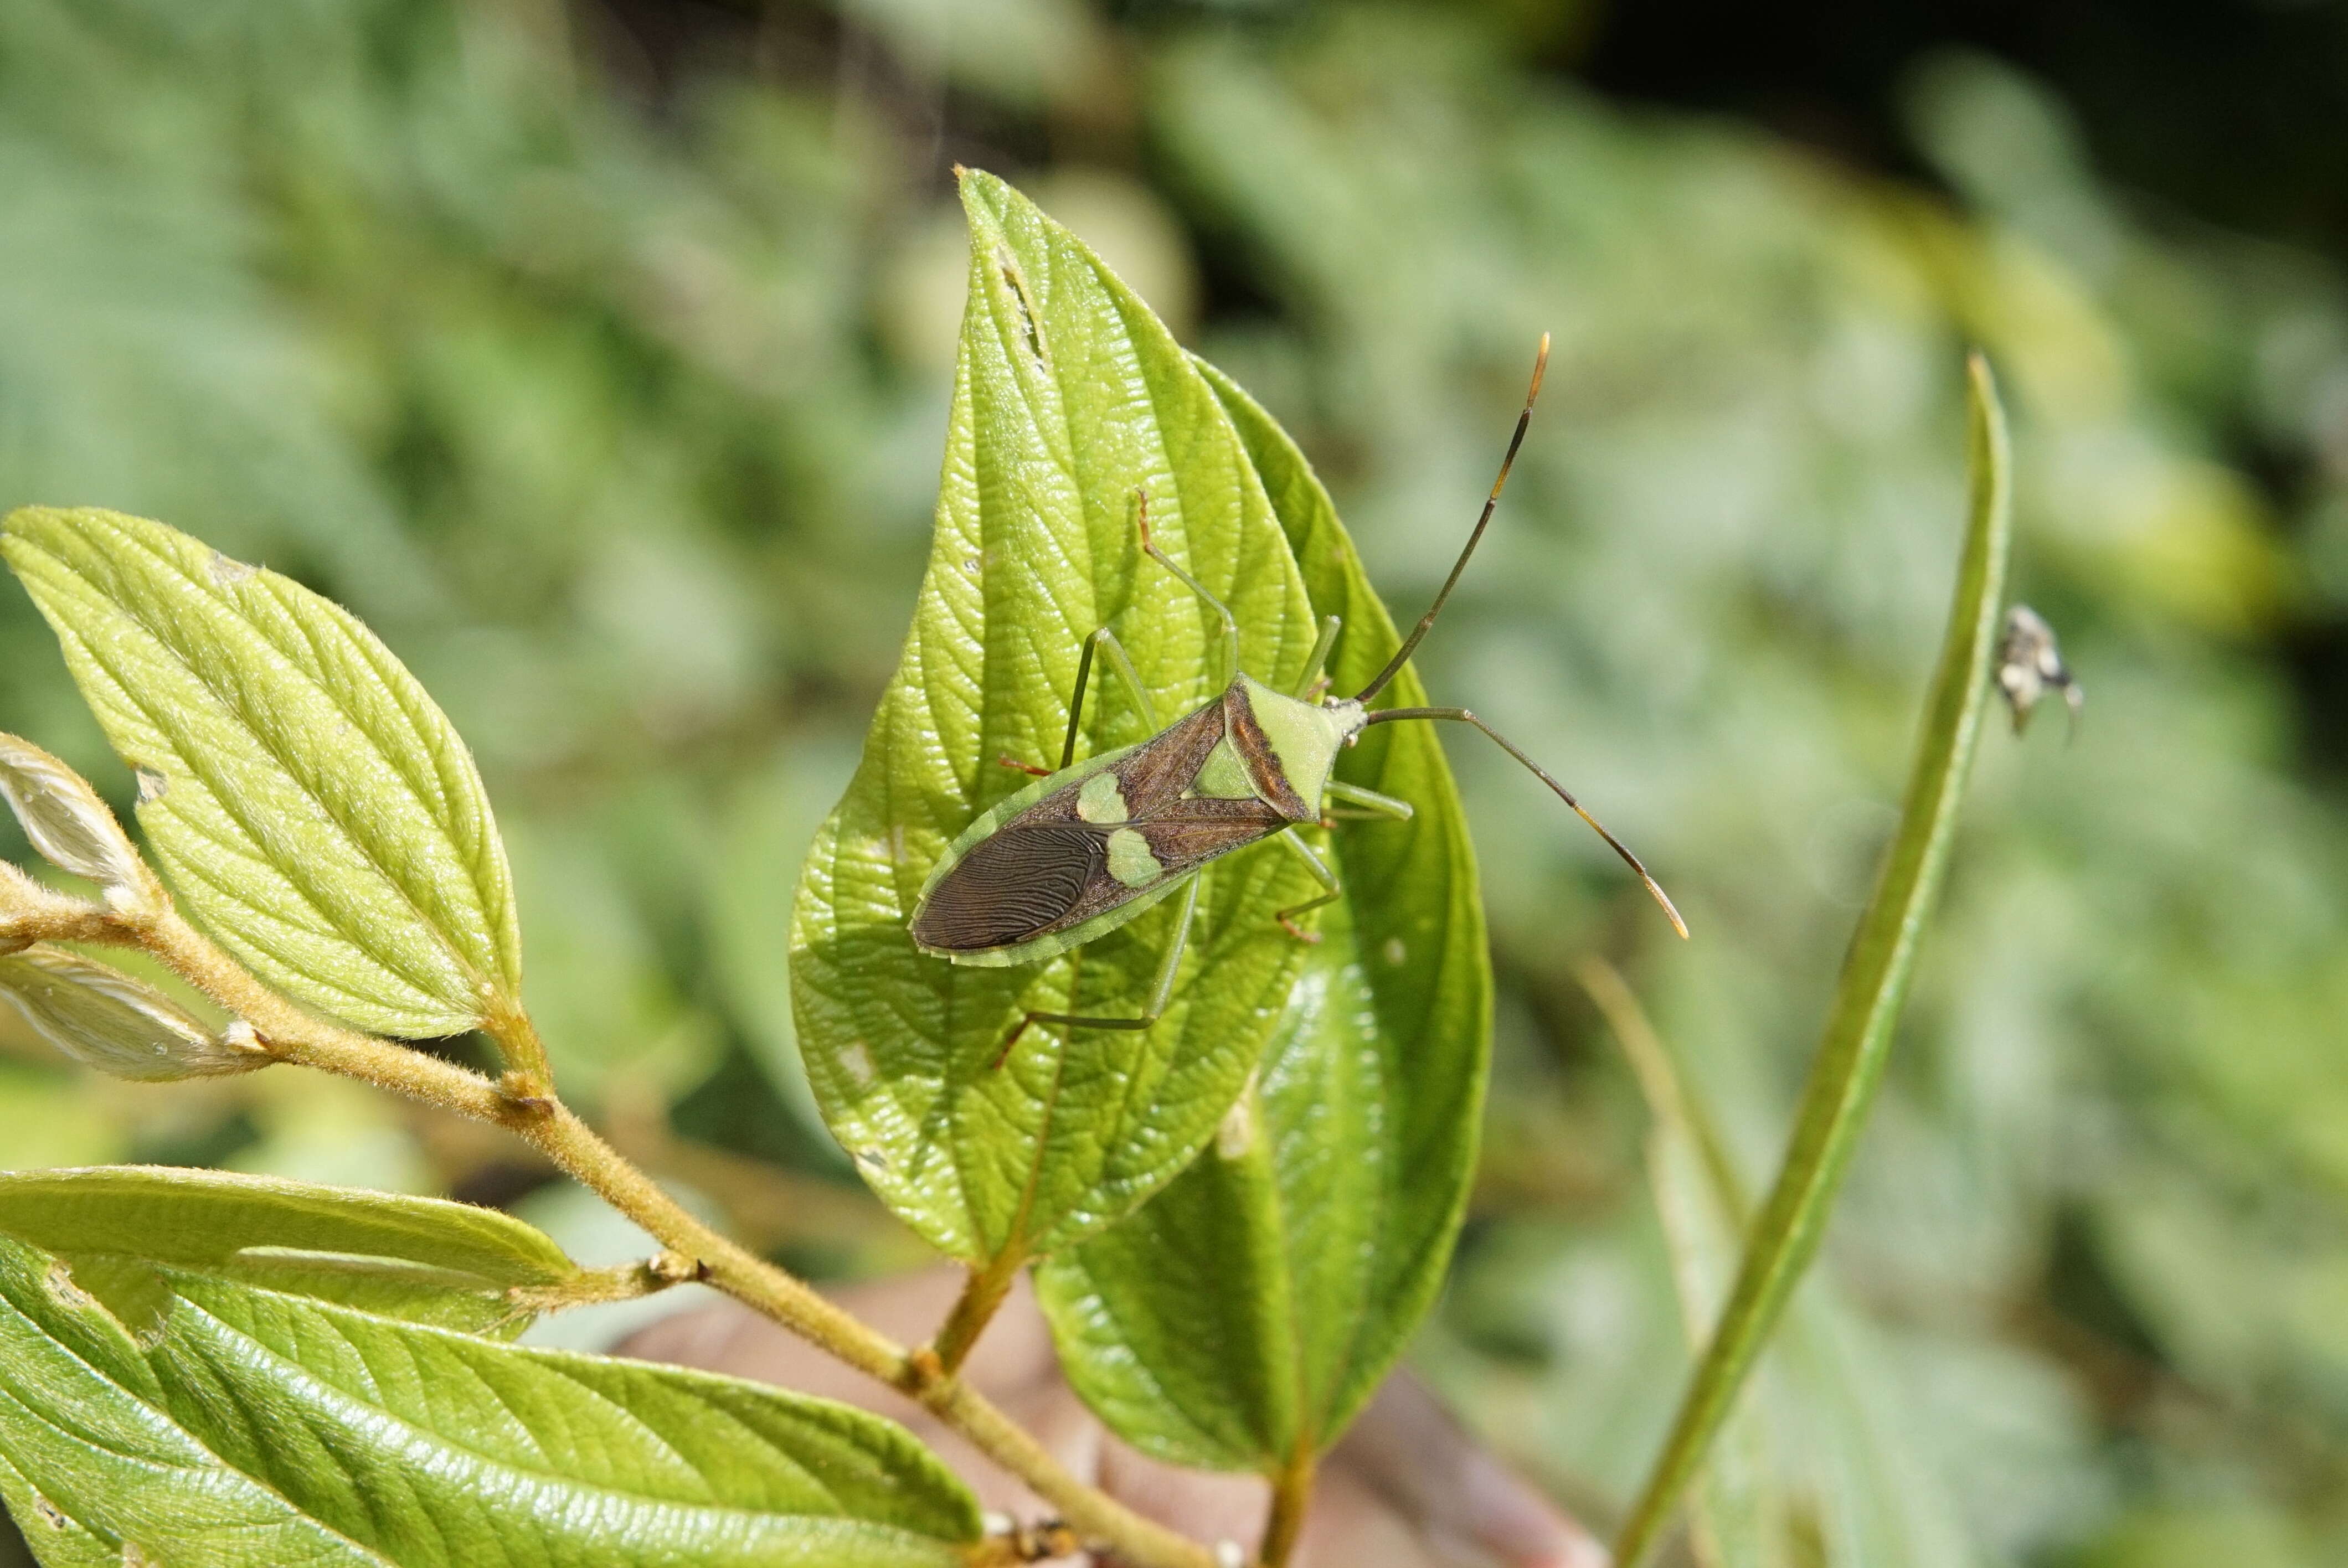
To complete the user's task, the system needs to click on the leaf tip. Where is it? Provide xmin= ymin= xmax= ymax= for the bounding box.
xmin=1964 ymin=350 xmax=2008 ymax=444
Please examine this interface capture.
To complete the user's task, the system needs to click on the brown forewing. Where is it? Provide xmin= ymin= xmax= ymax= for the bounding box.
xmin=918 ymin=693 xmax=1287 ymax=951
xmin=1133 ymin=800 xmax=1287 ymax=875
xmin=995 ymin=695 xmax=1227 ymax=832
xmin=1024 ymin=799 xmax=1286 ymax=941
xmin=911 ymin=822 xmax=1107 ymax=952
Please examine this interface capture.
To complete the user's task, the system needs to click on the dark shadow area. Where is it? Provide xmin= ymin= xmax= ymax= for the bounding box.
xmin=1580 ymin=0 xmax=2348 ymax=262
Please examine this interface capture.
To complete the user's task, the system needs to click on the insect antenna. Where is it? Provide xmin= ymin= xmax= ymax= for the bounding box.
xmin=1353 ymin=333 xmax=1551 ymax=704
xmin=1361 ymin=705 xmax=1689 ymax=938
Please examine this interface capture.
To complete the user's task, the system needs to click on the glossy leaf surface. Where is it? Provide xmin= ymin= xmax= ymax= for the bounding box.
xmin=0 ymin=1232 xmax=984 ymax=1567
xmin=2 ymin=506 xmax=521 ymax=1038
xmin=1032 ymin=364 xmax=1490 ymax=1471
xmin=790 ymin=171 xmax=1325 ymax=1263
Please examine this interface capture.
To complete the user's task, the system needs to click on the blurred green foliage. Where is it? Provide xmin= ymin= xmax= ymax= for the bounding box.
xmin=1 ymin=1 xmax=2344 ymax=1563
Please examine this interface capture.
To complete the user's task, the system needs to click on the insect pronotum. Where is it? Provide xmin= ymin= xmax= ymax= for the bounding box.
xmin=909 ymin=336 xmax=1687 ymax=1062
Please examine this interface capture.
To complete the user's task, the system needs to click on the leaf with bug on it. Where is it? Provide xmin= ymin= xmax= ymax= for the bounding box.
xmin=789 ymin=169 xmax=1337 ymax=1272
xmin=792 ymin=169 xmax=1683 ymax=1309
xmin=1028 ymin=339 xmax=1683 ymax=1488
xmin=911 ymin=348 xmax=1683 ymax=1051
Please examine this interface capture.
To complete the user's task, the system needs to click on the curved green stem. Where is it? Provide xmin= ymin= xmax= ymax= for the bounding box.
xmin=1612 ymin=354 xmax=2013 ymax=1567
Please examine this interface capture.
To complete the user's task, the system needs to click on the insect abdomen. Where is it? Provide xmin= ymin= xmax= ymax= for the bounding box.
xmin=910 ymin=822 xmax=1106 ymax=952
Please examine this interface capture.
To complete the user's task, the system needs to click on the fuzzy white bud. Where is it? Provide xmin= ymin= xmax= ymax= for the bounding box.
xmin=0 ymin=860 xmax=45 ymax=916
xmin=0 ymin=734 xmax=149 ymax=893
xmin=0 ymin=947 xmax=264 ymax=1082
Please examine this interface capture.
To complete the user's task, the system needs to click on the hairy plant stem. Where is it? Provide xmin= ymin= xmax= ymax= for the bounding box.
xmin=502 ymin=1252 xmax=700 ymax=1321
xmin=61 ymin=900 xmax=1224 ymax=1568
xmin=931 ymin=1253 xmax=1023 ymax=1375
xmin=1260 ymin=1444 xmax=1317 ymax=1567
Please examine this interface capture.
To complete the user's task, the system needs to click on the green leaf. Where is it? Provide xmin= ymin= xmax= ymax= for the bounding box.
xmin=1612 ymin=355 xmax=2015 ymax=1568
xmin=0 ymin=1165 xmax=578 ymax=1337
xmin=789 ymin=170 xmax=1326 ymax=1263
xmin=1649 ymin=1140 xmax=1791 ymax=1568
xmin=0 ymin=1232 xmax=984 ymax=1567
xmin=1 ymin=507 xmax=522 ymax=1039
xmin=1031 ymin=363 xmax=1490 ymax=1472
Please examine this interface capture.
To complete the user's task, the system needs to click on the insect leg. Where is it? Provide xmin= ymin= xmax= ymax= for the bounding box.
xmin=1292 ymin=614 xmax=1342 ymax=698
xmin=1324 ymin=779 xmax=1414 ymax=821
xmin=992 ymin=875 xmax=1202 ymax=1068
xmin=1060 ymin=626 xmax=1161 ymax=769
xmin=1135 ymin=491 xmax=1241 ymax=687
xmin=1271 ymin=830 xmax=1340 ymax=943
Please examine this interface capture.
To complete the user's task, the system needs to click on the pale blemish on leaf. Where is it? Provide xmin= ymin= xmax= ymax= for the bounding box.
xmin=1214 ymin=1088 xmax=1256 ymax=1160
xmin=42 ymin=1261 xmax=94 ymax=1311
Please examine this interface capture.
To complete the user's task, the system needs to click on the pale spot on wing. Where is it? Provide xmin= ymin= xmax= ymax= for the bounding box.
xmin=1105 ymin=827 xmax=1162 ymax=887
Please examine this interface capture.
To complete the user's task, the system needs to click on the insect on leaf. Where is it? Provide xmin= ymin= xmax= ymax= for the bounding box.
xmin=0 ymin=507 xmax=523 ymax=1039
xmin=1032 ymin=362 xmax=1492 ymax=1471
xmin=0 ymin=1230 xmax=985 ymax=1567
xmin=789 ymin=170 xmax=1326 ymax=1265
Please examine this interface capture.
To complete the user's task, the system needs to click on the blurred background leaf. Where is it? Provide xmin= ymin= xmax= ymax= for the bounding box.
xmin=1 ymin=0 xmax=2346 ymax=1563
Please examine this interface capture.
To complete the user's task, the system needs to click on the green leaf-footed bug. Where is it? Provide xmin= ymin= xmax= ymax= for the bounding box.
xmin=910 ymin=336 xmax=1687 ymax=1056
